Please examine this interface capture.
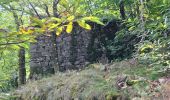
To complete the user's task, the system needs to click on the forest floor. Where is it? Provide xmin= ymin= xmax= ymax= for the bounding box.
xmin=3 ymin=60 xmax=170 ymax=100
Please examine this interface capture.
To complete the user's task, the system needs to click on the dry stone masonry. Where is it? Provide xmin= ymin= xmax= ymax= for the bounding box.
xmin=30 ymin=33 xmax=57 ymax=78
xmin=30 ymin=21 xmax=119 ymax=77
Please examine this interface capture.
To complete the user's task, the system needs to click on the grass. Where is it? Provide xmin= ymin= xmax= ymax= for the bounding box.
xmin=10 ymin=60 xmax=168 ymax=100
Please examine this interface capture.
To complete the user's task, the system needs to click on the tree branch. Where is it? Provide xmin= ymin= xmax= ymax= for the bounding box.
xmin=28 ymin=0 xmax=41 ymax=19
xmin=44 ymin=4 xmax=50 ymax=17
xmin=9 ymin=5 xmax=20 ymax=31
xmin=0 ymin=40 xmax=29 ymax=46
xmin=53 ymin=0 xmax=60 ymax=17
xmin=0 ymin=29 xmax=9 ymax=33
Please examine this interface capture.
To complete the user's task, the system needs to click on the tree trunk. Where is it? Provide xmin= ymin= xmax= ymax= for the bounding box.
xmin=18 ymin=46 xmax=26 ymax=85
xmin=119 ymin=0 xmax=126 ymax=20
xmin=10 ymin=5 xmax=26 ymax=85
xmin=51 ymin=32 xmax=59 ymax=73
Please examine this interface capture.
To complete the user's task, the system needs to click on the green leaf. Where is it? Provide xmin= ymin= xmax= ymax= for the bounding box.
xmin=77 ymin=20 xmax=91 ymax=30
xmin=10 ymin=45 xmax=20 ymax=50
xmin=59 ymin=0 xmax=69 ymax=9
xmin=30 ymin=17 xmax=43 ymax=27
xmin=128 ymin=26 xmax=135 ymax=31
xmin=82 ymin=16 xmax=104 ymax=25
xmin=51 ymin=17 xmax=62 ymax=22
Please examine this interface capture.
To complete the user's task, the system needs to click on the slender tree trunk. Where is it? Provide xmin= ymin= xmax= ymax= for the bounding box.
xmin=119 ymin=0 xmax=126 ymax=20
xmin=53 ymin=0 xmax=60 ymax=72
xmin=51 ymin=32 xmax=59 ymax=73
xmin=135 ymin=1 xmax=140 ymax=18
xmin=53 ymin=0 xmax=59 ymax=17
xmin=139 ymin=0 xmax=146 ymax=42
xmin=18 ymin=46 xmax=26 ymax=84
xmin=10 ymin=5 xmax=26 ymax=85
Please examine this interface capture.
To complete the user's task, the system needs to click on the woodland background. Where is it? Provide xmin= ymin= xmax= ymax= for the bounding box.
xmin=0 ymin=0 xmax=170 ymax=99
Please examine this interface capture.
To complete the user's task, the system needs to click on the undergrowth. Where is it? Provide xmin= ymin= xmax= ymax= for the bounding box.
xmin=9 ymin=60 xmax=169 ymax=100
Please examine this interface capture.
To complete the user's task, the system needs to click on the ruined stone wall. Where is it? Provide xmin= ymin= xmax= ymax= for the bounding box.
xmin=30 ymin=26 xmax=93 ymax=76
xmin=56 ymin=26 xmax=92 ymax=71
xmin=30 ymin=33 xmax=58 ymax=78
xmin=30 ymin=21 xmax=119 ymax=76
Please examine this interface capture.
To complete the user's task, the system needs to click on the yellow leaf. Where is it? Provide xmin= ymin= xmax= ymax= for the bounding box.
xmin=19 ymin=27 xmax=34 ymax=34
xmin=56 ymin=27 xmax=63 ymax=36
xmin=77 ymin=20 xmax=91 ymax=30
xmin=66 ymin=22 xmax=73 ymax=33
xmin=51 ymin=17 xmax=62 ymax=22
xmin=49 ymin=23 xmax=61 ymax=30
xmin=26 ymin=29 xmax=34 ymax=34
xmin=67 ymin=15 xmax=75 ymax=21
xmin=82 ymin=16 xmax=95 ymax=20
xmin=19 ymin=27 xmax=25 ymax=34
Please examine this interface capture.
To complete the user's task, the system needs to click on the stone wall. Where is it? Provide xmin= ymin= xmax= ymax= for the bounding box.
xmin=56 ymin=26 xmax=92 ymax=71
xmin=30 ymin=21 xmax=119 ymax=77
xmin=29 ymin=33 xmax=58 ymax=78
